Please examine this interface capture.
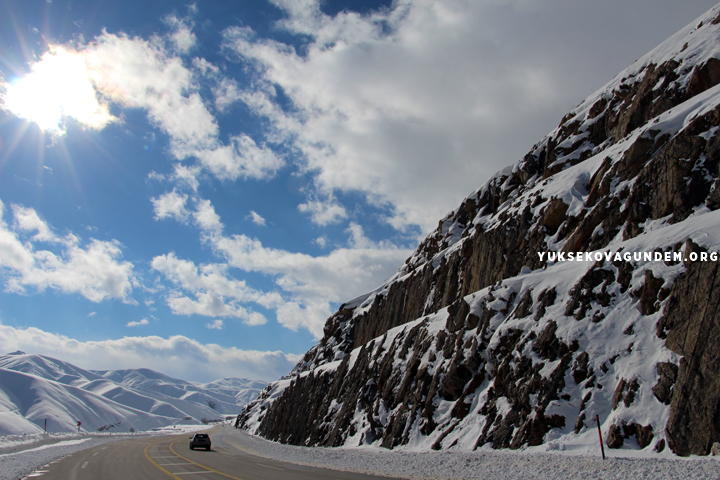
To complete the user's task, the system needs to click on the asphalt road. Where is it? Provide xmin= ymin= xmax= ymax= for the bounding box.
xmin=28 ymin=426 xmax=403 ymax=480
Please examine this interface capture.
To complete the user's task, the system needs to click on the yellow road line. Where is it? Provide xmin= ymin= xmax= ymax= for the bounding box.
xmin=143 ymin=438 xmax=184 ymax=480
xmin=169 ymin=438 xmax=245 ymax=480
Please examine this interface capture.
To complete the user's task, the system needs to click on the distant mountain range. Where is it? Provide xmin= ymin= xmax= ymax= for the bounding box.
xmin=0 ymin=351 xmax=266 ymax=435
xmin=238 ymin=3 xmax=720 ymax=457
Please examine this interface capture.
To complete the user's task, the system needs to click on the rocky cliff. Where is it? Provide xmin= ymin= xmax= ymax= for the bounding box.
xmin=237 ymin=5 xmax=720 ymax=456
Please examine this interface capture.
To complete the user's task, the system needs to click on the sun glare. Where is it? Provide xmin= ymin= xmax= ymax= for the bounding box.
xmin=1 ymin=46 xmax=115 ymax=134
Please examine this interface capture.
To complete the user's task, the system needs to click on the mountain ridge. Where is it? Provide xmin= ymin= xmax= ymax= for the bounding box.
xmin=237 ymin=3 xmax=720 ymax=457
xmin=0 ymin=353 xmax=266 ymax=435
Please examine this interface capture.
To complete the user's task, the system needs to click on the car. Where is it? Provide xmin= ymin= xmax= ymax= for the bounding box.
xmin=189 ymin=433 xmax=211 ymax=451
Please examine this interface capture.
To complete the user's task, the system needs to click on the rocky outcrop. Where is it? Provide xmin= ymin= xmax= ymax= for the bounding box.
xmin=238 ymin=5 xmax=720 ymax=457
xmin=658 ymin=241 xmax=720 ymax=456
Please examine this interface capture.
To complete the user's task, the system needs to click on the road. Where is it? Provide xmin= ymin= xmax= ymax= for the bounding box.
xmin=28 ymin=426 xmax=403 ymax=480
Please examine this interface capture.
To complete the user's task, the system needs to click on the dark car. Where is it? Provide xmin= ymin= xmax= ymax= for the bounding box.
xmin=189 ymin=433 xmax=211 ymax=451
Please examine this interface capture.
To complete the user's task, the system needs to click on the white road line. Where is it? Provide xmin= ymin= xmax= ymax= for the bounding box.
xmin=170 ymin=472 xmax=213 ymax=475
xmin=92 ymin=451 xmax=99 ymax=456
xmin=256 ymin=463 xmax=284 ymax=471
xmin=81 ymin=461 xmax=89 ymax=469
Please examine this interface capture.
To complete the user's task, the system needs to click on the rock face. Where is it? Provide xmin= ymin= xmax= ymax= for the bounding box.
xmin=238 ymin=6 xmax=720 ymax=456
xmin=659 ymin=243 xmax=720 ymax=456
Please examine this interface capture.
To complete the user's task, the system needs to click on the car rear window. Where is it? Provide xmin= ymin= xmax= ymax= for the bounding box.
xmin=195 ymin=434 xmax=208 ymax=438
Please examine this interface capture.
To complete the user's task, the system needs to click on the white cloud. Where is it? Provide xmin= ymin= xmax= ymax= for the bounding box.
xmin=0 ymin=323 xmax=300 ymax=382
xmin=12 ymin=205 xmax=58 ymax=243
xmin=275 ymin=299 xmax=333 ymax=334
xmin=151 ymin=189 xmax=189 ymax=222
xmin=151 ymin=198 xmax=400 ymax=336
xmin=180 ymin=199 xmax=411 ymax=337
xmin=249 ymin=211 xmax=266 ymax=226
xmin=82 ymin=33 xmax=215 ymax=152
xmin=346 ymin=222 xmax=373 ymax=249
xmin=213 ymin=78 xmax=243 ymax=112
xmin=151 ymin=252 xmax=277 ymax=324
xmin=126 ymin=319 xmax=149 ymax=327
xmin=213 ymin=232 xmax=407 ymax=301
xmin=193 ymin=57 xmax=220 ymax=77
xmin=163 ymin=14 xmax=197 ymax=54
xmin=298 ymin=197 xmax=347 ymax=226
xmin=206 ymin=319 xmax=224 ymax=330
xmin=165 ymin=291 xmax=268 ymax=324
xmin=151 ymin=198 xmax=410 ymax=337
xmin=164 ymin=164 xmax=202 ymax=192
xmin=192 ymin=199 xmax=223 ymax=236
xmin=80 ymin=31 xmax=284 ymax=183
xmin=0 ymin=201 xmax=136 ymax=303
xmin=222 ymin=0 xmax=714 ymax=233
xmin=195 ymin=134 xmax=284 ymax=181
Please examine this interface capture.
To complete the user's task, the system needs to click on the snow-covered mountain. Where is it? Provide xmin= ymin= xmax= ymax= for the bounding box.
xmin=237 ymin=4 xmax=720 ymax=457
xmin=0 ymin=352 xmax=266 ymax=435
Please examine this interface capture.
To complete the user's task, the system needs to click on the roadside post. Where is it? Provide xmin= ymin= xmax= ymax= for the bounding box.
xmin=595 ymin=415 xmax=605 ymax=460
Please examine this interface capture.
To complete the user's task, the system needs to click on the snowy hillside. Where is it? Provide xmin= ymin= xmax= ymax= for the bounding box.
xmin=0 ymin=352 xmax=266 ymax=435
xmin=238 ymin=4 xmax=720 ymax=457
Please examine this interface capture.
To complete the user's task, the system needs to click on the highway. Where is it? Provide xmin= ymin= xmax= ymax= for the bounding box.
xmin=30 ymin=426 xmax=403 ymax=480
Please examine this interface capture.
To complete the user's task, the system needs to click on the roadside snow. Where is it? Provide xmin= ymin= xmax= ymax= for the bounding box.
xmin=225 ymin=429 xmax=720 ymax=480
xmin=0 ymin=435 xmax=127 ymax=480
xmin=0 ymin=425 xmax=212 ymax=480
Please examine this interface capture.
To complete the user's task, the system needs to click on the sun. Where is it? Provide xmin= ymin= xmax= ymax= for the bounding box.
xmin=1 ymin=46 xmax=116 ymax=135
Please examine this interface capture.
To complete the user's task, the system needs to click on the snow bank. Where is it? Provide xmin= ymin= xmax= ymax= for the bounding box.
xmin=225 ymin=429 xmax=720 ymax=480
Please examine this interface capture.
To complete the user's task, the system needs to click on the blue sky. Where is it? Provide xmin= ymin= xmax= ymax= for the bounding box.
xmin=0 ymin=0 xmax=717 ymax=383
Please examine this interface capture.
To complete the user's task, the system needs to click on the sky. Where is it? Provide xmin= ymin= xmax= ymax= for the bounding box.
xmin=0 ymin=0 xmax=717 ymax=383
